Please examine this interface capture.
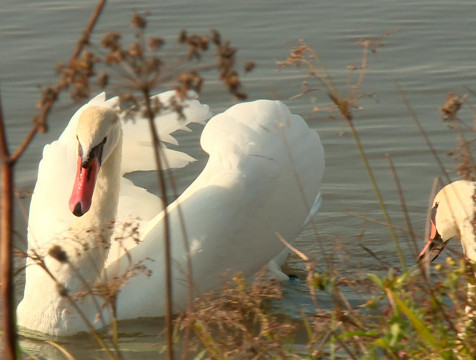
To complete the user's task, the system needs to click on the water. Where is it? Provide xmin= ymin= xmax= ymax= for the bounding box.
xmin=2 ymin=0 xmax=475 ymax=358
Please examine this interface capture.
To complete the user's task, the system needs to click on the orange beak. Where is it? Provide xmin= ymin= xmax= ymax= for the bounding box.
xmin=69 ymin=156 xmax=100 ymax=217
xmin=417 ymin=216 xmax=446 ymax=262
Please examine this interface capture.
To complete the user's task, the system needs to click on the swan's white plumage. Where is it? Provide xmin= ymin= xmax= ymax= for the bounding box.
xmin=417 ymin=181 xmax=476 ymax=336
xmin=18 ymin=93 xmax=324 ymax=336
xmin=420 ymin=180 xmax=476 ymax=260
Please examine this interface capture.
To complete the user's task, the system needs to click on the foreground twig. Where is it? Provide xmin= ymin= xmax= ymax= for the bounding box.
xmin=142 ymin=89 xmax=174 ymax=360
xmin=396 ymin=83 xmax=451 ymax=183
xmin=0 ymin=2 xmax=107 ymax=359
xmin=278 ymin=38 xmax=406 ymax=270
xmin=0 ymin=93 xmax=16 ymax=360
xmin=11 ymin=0 xmax=108 ymax=163
xmin=386 ymin=153 xmax=418 ymax=256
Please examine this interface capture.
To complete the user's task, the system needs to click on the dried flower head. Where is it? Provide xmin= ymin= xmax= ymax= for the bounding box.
xmin=148 ymin=36 xmax=164 ymax=50
xmin=131 ymin=12 xmax=147 ymax=29
xmin=244 ymin=61 xmax=255 ymax=73
xmin=101 ymin=32 xmax=122 ymax=50
xmin=441 ymin=93 xmax=464 ymax=121
xmin=48 ymin=245 xmax=69 ymax=264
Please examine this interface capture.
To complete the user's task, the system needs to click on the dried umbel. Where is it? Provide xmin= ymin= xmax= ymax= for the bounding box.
xmin=37 ymin=12 xmax=253 ymax=124
xmin=48 ymin=245 xmax=69 ymax=264
xmin=441 ymin=93 xmax=476 ymax=181
xmin=441 ymin=93 xmax=464 ymax=121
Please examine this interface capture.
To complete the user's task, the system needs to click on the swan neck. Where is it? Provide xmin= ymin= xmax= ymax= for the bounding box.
xmin=17 ymin=134 xmax=123 ymax=335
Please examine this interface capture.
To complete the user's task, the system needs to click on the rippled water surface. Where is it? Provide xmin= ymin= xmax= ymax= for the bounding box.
xmin=2 ymin=0 xmax=476 ymax=358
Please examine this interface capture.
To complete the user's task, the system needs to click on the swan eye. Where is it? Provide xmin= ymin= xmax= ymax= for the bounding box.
xmin=431 ymin=202 xmax=439 ymax=224
xmin=89 ymin=136 xmax=107 ymax=166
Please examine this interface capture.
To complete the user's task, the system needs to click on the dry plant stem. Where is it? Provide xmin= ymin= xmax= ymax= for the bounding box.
xmin=10 ymin=0 xmax=108 ymax=163
xmin=280 ymin=128 xmax=331 ymax=269
xmin=37 ymin=263 xmax=118 ymax=360
xmin=0 ymin=3 xmax=107 ymax=358
xmin=299 ymin=41 xmax=405 ymax=269
xmin=67 ymin=259 xmax=107 ymax=328
xmin=158 ymin=159 xmax=194 ymax=360
xmin=357 ymin=226 xmax=393 ymax=269
xmin=333 ymin=330 xmax=358 ymax=360
xmin=66 ymin=256 xmax=122 ymax=357
xmin=342 ymin=113 xmax=406 ymax=269
xmin=142 ymin=89 xmax=174 ymax=360
xmin=396 ymin=83 xmax=451 ymax=183
xmin=0 ymin=156 xmax=16 ymax=360
xmin=276 ymin=233 xmax=319 ymax=310
xmin=144 ymin=131 xmax=194 ymax=360
xmin=45 ymin=341 xmax=76 ymax=360
xmin=343 ymin=44 xmax=405 ymax=269
xmin=0 ymin=94 xmax=18 ymax=360
xmin=343 ymin=211 xmax=421 ymax=237
xmin=70 ymin=0 xmax=107 ymax=62
xmin=386 ymin=154 xmax=418 ymax=256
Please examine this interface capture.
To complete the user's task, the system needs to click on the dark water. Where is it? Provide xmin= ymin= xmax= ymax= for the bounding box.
xmin=2 ymin=0 xmax=475 ymax=358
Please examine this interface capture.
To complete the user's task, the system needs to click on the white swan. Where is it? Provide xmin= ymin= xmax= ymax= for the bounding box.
xmin=417 ymin=180 xmax=476 ymax=262
xmin=417 ymin=180 xmax=476 ymax=338
xmin=17 ymin=92 xmax=325 ymax=336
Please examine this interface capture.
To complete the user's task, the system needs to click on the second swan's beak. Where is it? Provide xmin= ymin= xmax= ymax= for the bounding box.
xmin=417 ymin=216 xmax=447 ymax=263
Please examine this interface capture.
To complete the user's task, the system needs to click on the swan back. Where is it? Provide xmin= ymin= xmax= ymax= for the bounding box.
xmin=115 ymin=100 xmax=325 ymax=318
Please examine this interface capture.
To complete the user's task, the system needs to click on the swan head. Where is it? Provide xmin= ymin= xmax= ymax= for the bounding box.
xmin=417 ymin=180 xmax=476 ymax=262
xmin=69 ymin=106 xmax=121 ymax=217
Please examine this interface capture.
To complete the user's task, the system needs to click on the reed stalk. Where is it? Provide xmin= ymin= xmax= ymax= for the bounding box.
xmin=279 ymin=39 xmax=406 ymax=269
xmin=142 ymin=88 xmax=174 ymax=360
xmin=0 ymin=2 xmax=108 ymax=359
xmin=396 ymin=84 xmax=451 ymax=183
xmin=0 ymin=103 xmax=17 ymax=359
xmin=386 ymin=154 xmax=418 ymax=256
xmin=340 ymin=111 xmax=406 ymax=269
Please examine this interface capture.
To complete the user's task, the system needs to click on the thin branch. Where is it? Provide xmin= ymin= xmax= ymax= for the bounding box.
xmin=342 ymin=211 xmax=422 ymax=237
xmin=159 ymin=150 xmax=195 ymax=360
xmin=386 ymin=153 xmax=418 ymax=256
xmin=10 ymin=126 xmax=38 ymax=163
xmin=0 ymin=89 xmax=18 ymax=360
xmin=1 ymin=159 xmax=16 ymax=360
xmin=10 ymin=0 xmax=108 ymax=164
xmin=276 ymin=232 xmax=319 ymax=310
xmin=396 ymin=83 xmax=451 ymax=183
xmin=71 ymin=0 xmax=108 ymax=61
xmin=142 ymin=89 xmax=174 ymax=360
xmin=0 ymin=91 xmax=10 ymax=162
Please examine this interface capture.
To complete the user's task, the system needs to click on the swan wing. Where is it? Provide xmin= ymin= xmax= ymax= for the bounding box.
xmin=56 ymin=90 xmax=211 ymax=175
xmin=114 ymin=100 xmax=325 ymax=318
xmin=120 ymin=91 xmax=212 ymax=175
xmin=27 ymin=136 xmax=78 ymax=249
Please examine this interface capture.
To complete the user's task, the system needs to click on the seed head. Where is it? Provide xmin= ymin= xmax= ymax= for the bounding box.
xmin=48 ymin=245 xmax=69 ymax=263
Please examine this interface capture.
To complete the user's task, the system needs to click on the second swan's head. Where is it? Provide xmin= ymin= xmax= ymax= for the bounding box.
xmin=69 ymin=106 xmax=121 ymax=217
xmin=417 ymin=180 xmax=476 ymax=262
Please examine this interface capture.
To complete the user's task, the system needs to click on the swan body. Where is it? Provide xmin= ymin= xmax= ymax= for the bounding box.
xmin=418 ymin=180 xmax=476 ymax=261
xmin=17 ymin=92 xmax=325 ymax=336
